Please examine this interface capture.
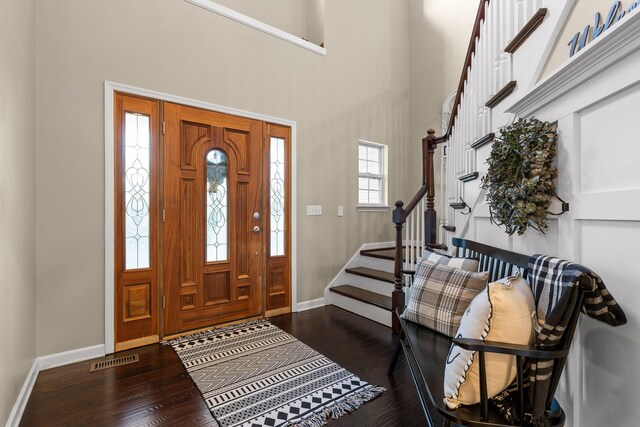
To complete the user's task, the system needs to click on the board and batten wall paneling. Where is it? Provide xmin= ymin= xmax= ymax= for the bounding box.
xmin=487 ymin=37 xmax=640 ymax=425
xmin=567 ymin=87 xmax=640 ymax=426
xmin=579 ymin=84 xmax=640 ymax=196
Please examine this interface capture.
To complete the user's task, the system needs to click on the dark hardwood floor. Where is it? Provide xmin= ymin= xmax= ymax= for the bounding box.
xmin=21 ymin=306 xmax=431 ymax=426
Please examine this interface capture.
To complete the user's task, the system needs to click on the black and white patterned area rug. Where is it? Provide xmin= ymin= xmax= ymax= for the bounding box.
xmin=165 ymin=319 xmax=385 ymax=427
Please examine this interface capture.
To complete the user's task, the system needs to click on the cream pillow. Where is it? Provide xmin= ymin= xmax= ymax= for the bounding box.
xmin=421 ymin=249 xmax=479 ymax=272
xmin=443 ymin=271 xmax=535 ymax=409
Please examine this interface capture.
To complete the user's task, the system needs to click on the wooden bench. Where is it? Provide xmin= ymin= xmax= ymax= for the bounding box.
xmin=388 ymin=238 xmax=590 ymax=427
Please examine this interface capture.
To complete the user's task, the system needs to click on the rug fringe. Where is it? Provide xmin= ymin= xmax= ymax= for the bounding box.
xmin=289 ymin=385 xmax=386 ymax=427
xmin=161 ymin=318 xmax=271 ymax=346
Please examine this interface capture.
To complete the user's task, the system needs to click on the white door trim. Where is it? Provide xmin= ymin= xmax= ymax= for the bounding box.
xmin=104 ymin=81 xmax=298 ymax=354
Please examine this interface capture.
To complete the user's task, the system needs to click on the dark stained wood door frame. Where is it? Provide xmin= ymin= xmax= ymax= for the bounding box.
xmin=113 ymin=91 xmax=293 ymax=351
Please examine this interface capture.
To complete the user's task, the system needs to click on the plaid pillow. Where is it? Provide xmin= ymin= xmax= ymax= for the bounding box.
xmin=422 ymin=249 xmax=479 ymax=272
xmin=401 ymin=260 xmax=489 ymax=337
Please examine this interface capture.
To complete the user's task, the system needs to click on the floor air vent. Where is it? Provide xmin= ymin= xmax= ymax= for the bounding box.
xmin=90 ymin=354 xmax=139 ymax=372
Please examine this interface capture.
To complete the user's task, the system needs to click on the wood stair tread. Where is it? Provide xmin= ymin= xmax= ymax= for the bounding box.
xmin=485 ymin=81 xmax=517 ymax=108
xmin=344 ymin=267 xmax=395 ymax=283
xmin=459 ymin=172 xmax=479 ymax=182
xmin=470 ymin=132 xmax=495 ymax=149
xmin=329 ymin=285 xmax=392 ymax=311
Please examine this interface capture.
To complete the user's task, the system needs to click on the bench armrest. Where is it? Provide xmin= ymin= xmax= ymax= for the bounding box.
xmin=452 ymin=337 xmax=569 ymax=359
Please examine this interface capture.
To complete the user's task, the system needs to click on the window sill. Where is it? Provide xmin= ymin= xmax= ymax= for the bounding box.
xmin=357 ymin=205 xmax=391 ymax=212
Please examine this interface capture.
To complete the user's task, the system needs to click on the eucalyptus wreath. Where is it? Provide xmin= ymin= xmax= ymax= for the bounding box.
xmin=481 ymin=118 xmax=558 ymax=236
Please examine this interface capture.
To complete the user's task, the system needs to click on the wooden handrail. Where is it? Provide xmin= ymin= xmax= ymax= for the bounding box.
xmin=443 ymin=0 xmax=490 ymax=140
xmin=403 ymin=185 xmax=427 ymax=215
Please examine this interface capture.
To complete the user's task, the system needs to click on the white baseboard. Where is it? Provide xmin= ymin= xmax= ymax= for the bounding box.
xmin=5 ymin=359 xmax=39 ymax=427
xmin=38 ymin=344 xmax=105 ymax=371
xmin=6 ymin=344 xmax=107 ymax=426
xmin=295 ymin=298 xmax=325 ymax=312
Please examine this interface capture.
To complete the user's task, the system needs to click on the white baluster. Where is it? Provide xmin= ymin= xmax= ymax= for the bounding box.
xmin=505 ymin=0 xmax=514 ymax=44
xmin=420 ymin=198 xmax=425 ymax=254
xmin=480 ymin=14 xmax=488 ymax=135
xmin=496 ymin=0 xmax=502 ymax=90
xmin=500 ymin=0 xmax=510 ymax=89
xmin=469 ymin=53 xmax=475 ymax=174
xmin=492 ymin=0 xmax=500 ymax=111
xmin=411 ymin=208 xmax=416 ymax=268
xmin=412 ymin=210 xmax=416 ymax=268
xmin=516 ymin=0 xmax=525 ymax=33
xmin=527 ymin=0 xmax=536 ymax=21
xmin=476 ymin=24 xmax=483 ymax=138
xmin=440 ymin=147 xmax=444 ymax=236
xmin=405 ymin=210 xmax=410 ymax=271
xmin=484 ymin=0 xmax=490 ymax=100
xmin=413 ymin=201 xmax=424 ymax=265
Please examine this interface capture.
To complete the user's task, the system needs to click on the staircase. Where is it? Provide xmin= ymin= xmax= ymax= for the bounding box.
xmin=325 ymin=246 xmax=400 ymax=327
xmin=325 ymin=0 xmax=560 ymax=330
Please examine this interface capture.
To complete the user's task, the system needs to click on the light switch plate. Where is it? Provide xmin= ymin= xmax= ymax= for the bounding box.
xmin=337 ymin=206 xmax=344 ymax=217
xmin=307 ymin=205 xmax=322 ymax=216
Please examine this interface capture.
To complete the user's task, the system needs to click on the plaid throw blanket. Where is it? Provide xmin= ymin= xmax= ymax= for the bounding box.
xmin=525 ymin=255 xmax=627 ymax=426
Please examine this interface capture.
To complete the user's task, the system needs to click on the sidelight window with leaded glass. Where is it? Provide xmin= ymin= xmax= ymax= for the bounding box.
xmin=124 ymin=112 xmax=151 ymax=269
xmin=270 ymin=137 xmax=286 ymax=256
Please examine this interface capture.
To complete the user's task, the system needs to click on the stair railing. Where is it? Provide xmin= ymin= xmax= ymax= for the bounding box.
xmin=392 ymin=129 xmax=444 ymax=332
xmin=392 ymin=0 xmax=548 ymax=332
xmin=444 ymin=0 xmax=546 ymax=237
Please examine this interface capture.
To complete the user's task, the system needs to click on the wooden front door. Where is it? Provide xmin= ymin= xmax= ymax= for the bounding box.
xmin=163 ymin=102 xmax=264 ymax=335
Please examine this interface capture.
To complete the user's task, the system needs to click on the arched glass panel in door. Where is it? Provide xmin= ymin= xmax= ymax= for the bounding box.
xmin=206 ymin=149 xmax=228 ymax=262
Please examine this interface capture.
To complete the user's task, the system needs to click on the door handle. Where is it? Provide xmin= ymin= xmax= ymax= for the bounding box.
xmin=252 ymin=226 xmax=261 ymax=233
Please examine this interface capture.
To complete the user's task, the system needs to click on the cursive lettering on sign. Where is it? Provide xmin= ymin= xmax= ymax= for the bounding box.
xmin=568 ymin=0 xmax=639 ymax=57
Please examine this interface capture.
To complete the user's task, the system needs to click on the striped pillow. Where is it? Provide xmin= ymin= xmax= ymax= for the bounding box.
xmin=422 ymin=249 xmax=479 ymax=272
xmin=401 ymin=260 xmax=489 ymax=337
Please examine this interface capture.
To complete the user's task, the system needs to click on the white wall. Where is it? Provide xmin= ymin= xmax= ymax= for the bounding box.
xmin=35 ymin=0 xmax=414 ymax=356
xmin=0 ymin=0 xmax=37 ymax=424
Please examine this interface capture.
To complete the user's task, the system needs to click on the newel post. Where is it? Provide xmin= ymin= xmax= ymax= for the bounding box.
xmin=392 ymin=200 xmax=406 ymax=334
xmin=424 ymin=129 xmax=437 ymax=245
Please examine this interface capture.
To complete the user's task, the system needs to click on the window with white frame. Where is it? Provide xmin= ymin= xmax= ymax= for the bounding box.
xmin=358 ymin=141 xmax=387 ymax=207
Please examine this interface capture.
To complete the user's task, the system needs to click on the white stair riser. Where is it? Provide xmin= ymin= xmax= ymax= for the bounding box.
xmin=325 ymin=242 xmax=399 ymax=326
xmin=342 ymin=274 xmax=394 ymax=296
xmin=358 ymin=255 xmax=395 ymax=272
xmin=328 ymin=293 xmax=391 ymax=327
